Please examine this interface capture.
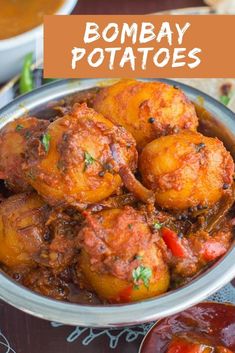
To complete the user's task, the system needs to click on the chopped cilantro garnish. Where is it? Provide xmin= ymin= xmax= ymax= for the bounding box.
xmin=153 ymin=221 xmax=163 ymax=231
xmin=15 ymin=124 xmax=24 ymax=131
xmin=83 ymin=151 xmax=95 ymax=171
xmin=220 ymin=95 xmax=230 ymax=106
xmin=41 ymin=133 xmax=51 ymax=153
xmin=128 ymin=223 xmax=133 ymax=229
xmin=132 ymin=265 xmax=152 ymax=289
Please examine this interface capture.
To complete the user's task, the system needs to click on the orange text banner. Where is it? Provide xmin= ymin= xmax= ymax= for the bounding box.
xmin=44 ymin=15 xmax=235 ymax=78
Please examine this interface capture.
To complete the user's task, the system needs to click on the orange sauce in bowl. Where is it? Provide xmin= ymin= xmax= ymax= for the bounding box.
xmin=0 ymin=0 xmax=64 ymax=40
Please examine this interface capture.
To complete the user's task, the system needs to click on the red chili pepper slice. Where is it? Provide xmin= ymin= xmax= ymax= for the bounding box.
xmin=162 ymin=227 xmax=186 ymax=258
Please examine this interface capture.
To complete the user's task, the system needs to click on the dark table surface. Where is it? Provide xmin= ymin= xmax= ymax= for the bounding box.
xmin=0 ymin=300 xmax=149 ymax=353
xmin=72 ymin=0 xmax=205 ymax=14
xmin=0 ymin=1 xmax=222 ymax=353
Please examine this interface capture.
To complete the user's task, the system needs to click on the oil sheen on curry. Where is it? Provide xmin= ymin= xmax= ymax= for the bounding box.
xmin=0 ymin=0 xmax=64 ymax=40
xmin=0 ymin=79 xmax=234 ymax=304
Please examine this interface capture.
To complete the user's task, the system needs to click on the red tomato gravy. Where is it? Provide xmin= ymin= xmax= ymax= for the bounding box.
xmin=140 ymin=303 xmax=235 ymax=353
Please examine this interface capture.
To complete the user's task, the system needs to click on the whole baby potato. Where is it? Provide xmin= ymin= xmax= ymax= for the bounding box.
xmin=94 ymin=79 xmax=198 ymax=150
xmin=78 ymin=206 xmax=169 ymax=303
xmin=0 ymin=193 xmax=48 ymax=268
xmin=23 ymin=104 xmax=137 ymax=208
xmin=0 ymin=116 xmax=49 ymax=192
xmin=139 ymin=131 xmax=234 ymax=210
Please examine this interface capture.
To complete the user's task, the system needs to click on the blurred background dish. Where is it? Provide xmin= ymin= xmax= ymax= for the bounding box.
xmin=0 ymin=0 xmax=77 ymax=83
xmin=204 ymin=0 xmax=235 ymax=13
xmin=139 ymin=302 xmax=235 ymax=353
xmin=0 ymin=0 xmax=66 ymax=40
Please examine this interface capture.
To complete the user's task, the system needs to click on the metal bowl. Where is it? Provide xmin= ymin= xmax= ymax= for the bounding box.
xmin=0 ymin=78 xmax=234 ymax=327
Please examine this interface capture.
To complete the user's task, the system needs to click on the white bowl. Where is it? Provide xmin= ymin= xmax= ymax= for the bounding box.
xmin=0 ymin=0 xmax=77 ymax=83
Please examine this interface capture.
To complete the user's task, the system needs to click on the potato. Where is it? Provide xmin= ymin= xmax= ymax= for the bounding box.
xmin=0 ymin=192 xmax=82 ymax=272
xmin=80 ymin=250 xmax=169 ymax=303
xmin=0 ymin=193 xmax=48 ymax=268
xmin=78 ymin=206 xmax=169 ymax=303
xmin=0 ymin=116 xmax=49 ymax=192
xmin=23 ymin=104 xmax=137 ymax=208
xmin=139 ymin=131 xmax=234 ymax=210
xmin=94 ymin=79 xmax=198 ymax=150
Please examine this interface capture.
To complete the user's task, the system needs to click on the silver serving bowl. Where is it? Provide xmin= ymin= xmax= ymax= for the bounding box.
xmin=0 ymin=78 xmax=234 ymax=327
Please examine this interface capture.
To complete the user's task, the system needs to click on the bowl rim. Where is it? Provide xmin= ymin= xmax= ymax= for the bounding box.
xmin=0 ymin=0 xmax=77 ymax=50
xmin=0 ymin=78 xmax=234 ymax=327
xmin=138 ymin=301 xmax=235 ymax=353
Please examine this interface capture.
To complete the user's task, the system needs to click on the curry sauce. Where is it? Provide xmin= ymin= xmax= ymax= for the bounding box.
xmin=0 ymin=0 xmax=64 ymax=40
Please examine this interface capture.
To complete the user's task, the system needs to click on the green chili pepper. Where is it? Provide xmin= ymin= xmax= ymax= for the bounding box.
xmin=19 ymin=53 xmax=34 ymax=94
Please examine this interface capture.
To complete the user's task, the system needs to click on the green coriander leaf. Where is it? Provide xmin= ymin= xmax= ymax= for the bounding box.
xmin=84 ymin=151 xmax=95 ymax=171
xmin=141 ymin=267 xmax=152 ymax=288
xmin=15 ymin=124 xmax=24 ymax=131
xmin=132 ymin=265 xmax=152 ymax=289
xmin=153 ymin=221 xmax=163 ymax=231
xmin=41 ymin=133 xmax=51 ymax=153
xmin=128 ymin=223 xmax=133 ymax=229
xmin=220 ymin=95 xmax=230 ymax=106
